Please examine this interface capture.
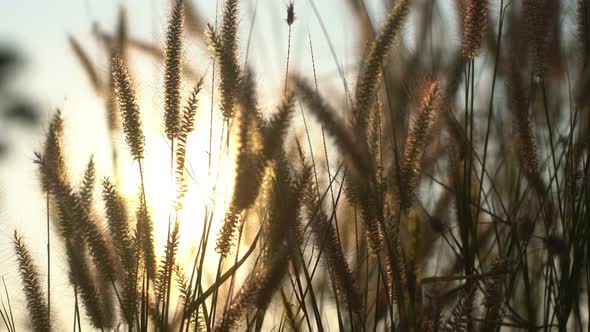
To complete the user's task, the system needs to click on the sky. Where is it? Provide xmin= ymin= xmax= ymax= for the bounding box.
xmin=0 ymin=0 xmax=394 ymax=329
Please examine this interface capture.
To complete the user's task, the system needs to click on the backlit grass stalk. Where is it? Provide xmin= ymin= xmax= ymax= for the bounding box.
xmin=353 ymin=0 xmax=411 ymax=132
xmin=216 ymin=70 xmax=265 ymax=257
xmin=399 ymin=80 xmax=442 ymax=211
xmin=460 ymin=0 xmax=488 ymax=59
xmin=164 ymin=0 xmax=184 ymax=141
xmin=208 ymin=0 xmax=241 ymax=120
xmin=12 ymin=1 xmax=590 ymax=330
xmin=284 ymin=2 xmax=295 ymax=95
xmin=112 ymin=56 xmax=144 ymax=162
xmin=13 ymin=232 xmax=51 ymax=332
xmin=102 ymin=178 xmax=137 ymax=325
xmin=35 ymin=113 xmax=109 ymax=329
xmin=175 ymin=80 xmax=204 ymax=209
xmin=112 ymin=54 xmax=149 ymax=329
xmin=303 ymin=160 xmax=363 ymax=318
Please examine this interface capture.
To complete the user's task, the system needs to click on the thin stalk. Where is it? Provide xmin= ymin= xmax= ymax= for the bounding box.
xmin=1 ymin=278 xmax=16 ymax=332
xmin=138 ymin=158 xmax=149 ymax=331
xmin=162 ymin=138 xmax=176 ymax=329
xmin=284 ymin=24 xmax=292 ymax=95
xmin=474 ymin=0 xmax=505 ymax=229
xmin=208 ymin=0 xmax=221 ymax=176
xmin=74 ymin=286 xmax=82 ymax=332
xmin=539 ymin=75 xmax=565 ymax=221
xmin=209 ymin=257 xmax=225 ymax=330
xmin=46 ymin=193 xmax=51 ymax=326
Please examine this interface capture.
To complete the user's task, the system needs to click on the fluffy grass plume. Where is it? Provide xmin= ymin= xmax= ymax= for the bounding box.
xmin=34 ymin=112 xmax=108 ymax=328
xmin=102 ymin=178 xmax=137 ymax=324
xmin=460 ymin=0 xmax=488 ymax=58
xmin=215 ymin=83 xmax=292 ymax=256
xmin=78 ymin=156 xmax=96 ymax=210
xmin=175 ymin=79 xmax=204 ymax=208
xmin=217 ymin=154 xmax=301 ymax=331
xmin=104 ymin=8 xmax=128 ymax=133
xmin=66 ymin=242 xmax=107 ymax=328
xmin=216 ymin=70 xmax=265 ymax=257
xmin=216 ymin=249 xmax=289 ymax=332
xmin=112 ymin=55 xmax=145 ymax=161
xmin=399 ymin=80 xmax=442 ymax=211
xmin=262 ymin=92 xmax=295 ymax=161
xmin=207 ymin=0 xmax=241 ymax=119
xmin=13 ymin=232 xmax=50 ymax=332
xmin=164 ymin=0 xmax=184 ymax=140
xmin=481 ymin=260 xmax=508 ymax=332
xmin=59 ymin=182 xmax=117 ymax=282
xmin=353 ymin=0 xmax=411 ymax=131
xmin=36 ymin=111 xmax=116 ymax=283
xmin=506 ymin=53 xmax=548 ymax=201
xmin=137 ymin=191 xmax=157 ymax=280
xmin=102 ymin=178 xmax=134 ymax=271
xmin=155 ymin=220 xmax=180 ymax=327
xmin=36 ymin=111 xmax=65 ymax=193
xmin=522 ymin=0 xmax=553 ymax=74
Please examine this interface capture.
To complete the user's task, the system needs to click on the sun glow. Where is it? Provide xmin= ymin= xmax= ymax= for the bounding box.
xmin=118 ymin=95 xmax=237 ymax=264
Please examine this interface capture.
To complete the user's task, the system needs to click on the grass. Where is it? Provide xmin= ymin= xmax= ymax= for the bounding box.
xmin=3 ymin=0 xmax=590 ymax=331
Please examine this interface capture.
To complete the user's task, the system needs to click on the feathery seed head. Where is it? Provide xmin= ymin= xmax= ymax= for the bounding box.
xmin=508 ymin=59 xmax=539 ymax=178
xmin=112 ymin=55 xmax=145 ymax=160
xmin=136 ymin=190 xmax=157 ymax=279
xmin=399 ymin=79 xmax=442 ymax=210
xmin=184 ymin=79 xmax=204 ymax=133
xmin=216 ymin=0 xmax=241 ymax=119
xmin=353 ymin=0 xmax=411 ymax=131
xmin=205 ymin=23 xmax=222 ymax=56
xmin=286 ymin=2 xmax=296 ymax=26
xmin=216 ymin=247 xmax=290 ymax=331
xmin=13 ymin=231 xmax=51 ymax=332
xmin=174 ymin=79 xmax=204 ymax=208
xmin=37 ymin=110 xmax=65 ymax=193
xmin=102 ymin=178 xmax=135 ymax=271
xmin=263 ymin=91 xmax=295 ymax=160
xmin=461 ymin=0 xmax=488 ymax=58
xmin=164 ymin=0 xmax=184 ymax=140
xmin=79 ymin=156 xmax=96 ymax=210
xmin=216 ymin=207 xmax=241 ymax=257
xmin=522 ymin=0 xmax=555 ymax=75
xmin=66 ymin=241 xmax=107 ymax=328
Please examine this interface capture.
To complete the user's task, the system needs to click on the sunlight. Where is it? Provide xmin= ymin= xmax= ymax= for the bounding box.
xmin=118 ymin=94 xmax=237 ymax=263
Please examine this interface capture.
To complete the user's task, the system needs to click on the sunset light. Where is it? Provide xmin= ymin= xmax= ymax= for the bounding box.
xmin=2 ymin=0 xmax=589 ymax=331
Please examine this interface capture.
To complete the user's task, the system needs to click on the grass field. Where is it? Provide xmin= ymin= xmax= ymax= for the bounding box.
xmin=2 ymin=0 xmax=590 ymax=331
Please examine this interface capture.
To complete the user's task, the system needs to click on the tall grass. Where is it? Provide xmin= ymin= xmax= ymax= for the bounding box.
xmin=5 ymin=0 xmax=590 ymax=331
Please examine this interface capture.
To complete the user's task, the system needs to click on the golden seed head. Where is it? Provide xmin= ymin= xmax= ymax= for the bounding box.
xmin=461 ymin=0 xmax=488 ymax=59
xmin=112 ymin=55 xmax=145 ymax=160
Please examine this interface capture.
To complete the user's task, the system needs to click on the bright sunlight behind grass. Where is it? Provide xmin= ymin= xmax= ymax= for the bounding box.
xmin=1 ymin=0 xmax=590 ymax=331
